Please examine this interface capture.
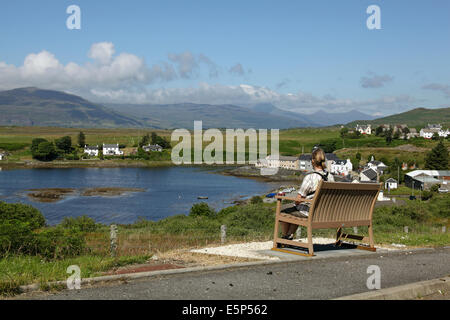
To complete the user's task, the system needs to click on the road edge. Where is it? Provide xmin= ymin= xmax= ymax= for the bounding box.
xmin=334 ymin=276 xmax=450 ymax=300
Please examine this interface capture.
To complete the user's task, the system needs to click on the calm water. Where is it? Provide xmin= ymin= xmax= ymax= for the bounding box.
xmin=0 ymin=167 xmax=275 ymax=225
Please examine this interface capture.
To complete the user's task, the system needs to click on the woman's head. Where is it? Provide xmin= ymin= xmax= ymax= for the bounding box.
xmin=311 ymin=147 xmax=326 ymax=169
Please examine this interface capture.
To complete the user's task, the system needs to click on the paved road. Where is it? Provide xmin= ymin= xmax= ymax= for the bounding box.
xmin=30 ymin=247 xmax=450 ymax=300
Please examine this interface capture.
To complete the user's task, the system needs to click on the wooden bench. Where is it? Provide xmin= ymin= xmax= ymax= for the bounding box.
xmin=272 ymin=181 xmax=381 ymax=257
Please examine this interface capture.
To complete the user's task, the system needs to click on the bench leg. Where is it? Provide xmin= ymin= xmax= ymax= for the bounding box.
xmin=272 ymin=200 xmax=281 ymax=249
xmin=307 ymin=225 xmax=314 ymax=256
xmin=336 ymin=227 xmax=342 ymax=246
xmin=368 ymin=224 xmax=375 ymax=248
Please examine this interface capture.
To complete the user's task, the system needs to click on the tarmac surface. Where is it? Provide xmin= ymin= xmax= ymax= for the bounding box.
xmin=25 ymin=246 xmax=450 ymax=300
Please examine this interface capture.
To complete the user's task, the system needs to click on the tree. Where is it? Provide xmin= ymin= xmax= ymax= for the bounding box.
xmin=340 ymin=127 xmax=349 ymax=138
xmin=78 ymin=132 xmax=86 ymax=148
xmin=55 ymin=136 xmax=72 ymax=154
xmin=31 ymin=138 xmax=48 ymax=156
xmin=431 ymin=132 xmax=440 ymax=141
xmin=350 ymin=158 xmax=360 ymax=171
xmin=425 ymin=140 xmax=449 ymax=170
xmin=393 ymin=131 xmax=400 ymax=140
xmin=34 ymin=142 xmax=58 ymax=161
xmin=151 ymin=132 xmax=158 ymax=145
xmin=189 ymin=203 xmax=216 ymax=218
xmin=139 ymin=133 xmax=150 ymax=147
xmin=385 ymin=129 xmax=393 ymax=145
xmin=375 ymin=126 xmax=383 ymax=136
xmin=319 ymin=139 xmax=337 ymax=153
xmin=355 ymin=152 xmax=361 ymax=161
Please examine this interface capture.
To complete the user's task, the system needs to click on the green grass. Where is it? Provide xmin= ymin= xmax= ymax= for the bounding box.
xmin=0 ymin=254 xmax=149 ymax=296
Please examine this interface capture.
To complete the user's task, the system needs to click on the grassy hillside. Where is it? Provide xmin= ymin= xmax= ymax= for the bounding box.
xmin=347 ymin=107 xmax=450 ymax=128
xmin=0 ymin=88 xmax=144 ymax=128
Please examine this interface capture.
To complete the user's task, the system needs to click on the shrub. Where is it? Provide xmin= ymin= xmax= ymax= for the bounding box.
xmin=32 ymin=227 xmax=86 ymax=260
xmin=0 ymin=201 xmax=46 ymax=230
xmin=0 ymin=220 xmax=34 ymax=256
xmin=421 ymin=191 xmax=433 ymax=201
xmin=250 ymin=196 xmax=263 ymax=204
xmin=189 ymin=203 xmax=216 ymax=218
xmin=60 ymin=215 xmax=99 ymax=232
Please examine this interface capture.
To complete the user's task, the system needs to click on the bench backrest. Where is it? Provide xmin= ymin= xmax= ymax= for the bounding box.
xmin=310 ymin=181 xmax=381 ymax=224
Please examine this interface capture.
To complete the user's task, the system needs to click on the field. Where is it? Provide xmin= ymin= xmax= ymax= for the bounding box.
xmin=1 ymin=125 xmax=448 ymax=164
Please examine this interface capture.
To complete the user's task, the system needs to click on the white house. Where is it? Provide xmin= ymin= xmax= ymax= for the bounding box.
xmin=385 ymin=178 xmax=398 ymax=190
xmin=0 ymin=153 xmax=5 ymax=160
xmin=356 ymin=124 xmax=371 ymax=135
xmin=420 ymin=128 xmax=439 ymax=139
xmin=84 ymin=145 xmax=99 ymax=157
xmin=330 ymin=159 xmax=353 ymax=176
xmin=143 ymin=144 xmax=163 ymax=152
xmin=366 ymin=156 xmax=388 ymax=174
xmin=420 ymin=124 xmax=449 ymax=139
xmin=103 ymin=143 xmax=123 ymax=156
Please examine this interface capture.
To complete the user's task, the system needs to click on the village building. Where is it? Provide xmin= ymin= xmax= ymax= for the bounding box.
xmin=330 ymin=159 xmax=353 ymax=176
xmin=355 ymin=124 xmax=371 ymax=135
xmin=385 ymin=178 xmax=398 ymax=190
xmin=366 ymin=156 xmax=388 ymax=174
xmin=103 ymin=143 xmax=123 ymax=156
xmin=84 ymin=145 xmax=99 ymax=157
xmin=405 ymin=170 xmax=450 ymax=190
xmin=360 ymin=168 xmax=378 ymax=183
xmin=142 ymin=144 xmax=163 ymax=152
xmin=299 ymin=154 xmax=313 ymax=172
xmin=0 ymin=153 xmax=5 ymax=161
xmin=255 ymin=155 xmax=300 ymax=170
xmin=407 ymin=128 xmax=418 ymax=139
xmin=420 ymin=124 xmax=449 ymax=139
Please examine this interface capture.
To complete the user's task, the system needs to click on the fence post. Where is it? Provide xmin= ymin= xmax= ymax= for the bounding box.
xmin=110 ymin=224 xmax=118 ymax=257
xmin=404 ymin=226 xmax=409 ymax=234
xmin=221 ymin=225 xmax=227 ymax=244
xmin=353 ymin=227 xmax=358 ymax=234
xmin=442 ymin=226 xmax=447 ymax=233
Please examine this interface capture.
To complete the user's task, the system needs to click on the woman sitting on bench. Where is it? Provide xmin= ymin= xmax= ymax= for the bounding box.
xmin=280 ymin=146 xmax=334 ymax=240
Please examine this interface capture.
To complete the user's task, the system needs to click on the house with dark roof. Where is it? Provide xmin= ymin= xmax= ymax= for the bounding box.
xmin=143 ymin=144 xmax=163 ymax=152
xmin=366 ymin=156 xmax=388 ymax=174
xmin=360 ymin=168 xmax=378 ymax=182
xmin=297 ymin=153 xmax=342 ymax=172
xmin=84 ymin=145 xmax=99 ymax=157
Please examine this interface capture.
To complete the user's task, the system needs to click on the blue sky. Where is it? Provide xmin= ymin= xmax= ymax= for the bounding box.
xmin=0 ymin=0 xmax=449 ymax=115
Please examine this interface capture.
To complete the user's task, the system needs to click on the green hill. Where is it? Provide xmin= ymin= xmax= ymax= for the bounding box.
xmin=347 ymin=107 xmax=450 ymax=128
xmin=0 ymin=87 xmax=145 ymax=128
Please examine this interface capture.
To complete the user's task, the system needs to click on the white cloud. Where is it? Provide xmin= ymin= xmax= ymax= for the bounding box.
xmin=89 ymin=83 xmax=418 ymax=116
xmin=0 ymin=42 xmax=175 ymax=92
xmin=88 ymin=42 xmax=115 ymax=65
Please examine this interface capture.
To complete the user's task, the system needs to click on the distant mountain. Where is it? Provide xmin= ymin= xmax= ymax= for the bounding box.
xmin=306 ymin=109 xmax=376 ymax=126
xmin=248 ymin=103 xmax=318 ymax=126
xmin=106 ymin=102 xmax=313 ymax=129
xmin=0 ymin=87 xmax=143 ymax=128
xmin=249 ymin=103 xmax=375 ymax=127
xmin=346 ymin=107 xmax=450 ymax=128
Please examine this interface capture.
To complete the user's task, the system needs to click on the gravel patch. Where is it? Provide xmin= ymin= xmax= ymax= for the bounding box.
xmin=191 ymin=238 xmax=401 ymax=260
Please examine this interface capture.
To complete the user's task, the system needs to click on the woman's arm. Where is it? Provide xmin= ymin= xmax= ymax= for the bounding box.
xmin=295 ymin=193 xmax=307 ymax=205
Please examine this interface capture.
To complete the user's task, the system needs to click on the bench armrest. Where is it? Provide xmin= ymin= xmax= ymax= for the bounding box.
xmin=275 ymin=196 xmax=314 ymax=203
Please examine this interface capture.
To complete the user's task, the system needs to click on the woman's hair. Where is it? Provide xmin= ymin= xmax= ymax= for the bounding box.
xmin=311 ymin=147 xmax=326 ymax=169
